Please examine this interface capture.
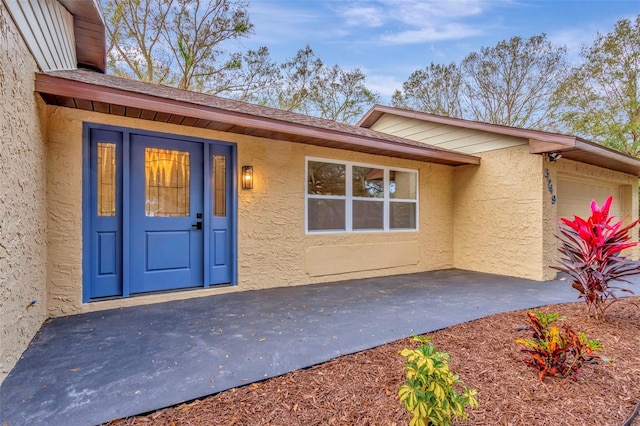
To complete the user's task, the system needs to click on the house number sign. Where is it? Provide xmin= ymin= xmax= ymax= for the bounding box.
xmin=544 ymin=168 xmax=556 ymax=205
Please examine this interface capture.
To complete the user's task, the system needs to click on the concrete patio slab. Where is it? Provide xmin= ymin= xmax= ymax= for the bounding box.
xmin=0 ymin=269 xmax=597 ymax=425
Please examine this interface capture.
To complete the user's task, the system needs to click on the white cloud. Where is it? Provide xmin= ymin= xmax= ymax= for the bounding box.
xmin=333 ymin=0 xmax=492 ymax=46
xmin=366 ymin=73 xmax=405 ymax=98
xmin=340 ymin=6 xmax=385 ymax=27
xmin=380 ymin=23 xmax=483 ymax=44
xmin=548 ymin=29 xmax=590 ymax=64
xmin=246 ymin=2 xmax=322 ymax=45
xmin=388 ymin=0 xmax=485 ymax=22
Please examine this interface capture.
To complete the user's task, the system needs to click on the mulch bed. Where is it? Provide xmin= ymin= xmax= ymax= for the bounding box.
xmin=108 ymin=297 xmax=640 ymax=425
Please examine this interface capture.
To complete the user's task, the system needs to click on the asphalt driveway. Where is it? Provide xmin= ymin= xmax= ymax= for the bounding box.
xmin=0 ymin=269 xmax=587 ymax=425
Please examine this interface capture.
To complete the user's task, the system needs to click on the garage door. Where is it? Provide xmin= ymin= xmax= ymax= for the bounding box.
xmin=557 ymin=178 xmax=622 ymax=221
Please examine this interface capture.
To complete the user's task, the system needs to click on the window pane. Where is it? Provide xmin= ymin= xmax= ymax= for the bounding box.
xmin=352 ymin=166 xmax=384 ymax=198
xmin=353 ymin=200 xmax=383 ymax=230
xmin=390 ymin=171 xmax=417 ymax=199
xmin=145 ymin=148 xmax=190 ymax=217
xmin=390 ymin=202 xmax=416 ymax=229
xmin=308 ymin=161 xmax=345 ymax=195
xmin=97 ymin=142 xmax=116 ymax=216
xmin=212 ymin=155 xmax=226 ymax=217
xmin=308 ymin=199 xmax=345 ymax=231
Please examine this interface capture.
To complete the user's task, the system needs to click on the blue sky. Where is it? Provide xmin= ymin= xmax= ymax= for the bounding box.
xmin=239 ymin=0 xmax=639 ymax=99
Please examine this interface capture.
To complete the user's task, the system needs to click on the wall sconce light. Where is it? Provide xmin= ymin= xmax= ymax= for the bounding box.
xmin=242 ymin=165 xmax=254 ymax=189
xmin=546 ymin=152 xmax=562 ymax=162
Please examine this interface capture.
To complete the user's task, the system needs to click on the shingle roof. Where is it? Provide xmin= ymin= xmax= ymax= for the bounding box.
xmin=358 ymin=105 xmax=640 ymax=176
xmin=36 ymin=69 xmax=479 ymax=166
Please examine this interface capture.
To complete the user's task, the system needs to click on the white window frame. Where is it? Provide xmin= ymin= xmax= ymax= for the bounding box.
xmin=305 ymin=157 xmax=419 ymax=234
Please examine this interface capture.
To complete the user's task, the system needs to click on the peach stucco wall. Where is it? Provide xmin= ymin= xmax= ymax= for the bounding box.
xmin=453 ymin=145 xmax=639 ymax=281
xmin=45 ymin=106 xmax=456 ymax=316
xmin=453 ymin=145 xmax=545 ymax=280
xmin=0 ymin=3 xmax=49 ymax=384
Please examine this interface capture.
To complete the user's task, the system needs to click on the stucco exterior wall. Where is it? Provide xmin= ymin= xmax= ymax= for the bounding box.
xmin=453 ymin=145 xmax=639 ymax=282
xmin=541 ymin=157 xmax=639 ymax=280
xmin=453 ymin=145 xmax=545 ymax=280
xmin=46 ymin=106 xmax=455 ymax=316
xmin=0 ymin=2 xmax=48 ymax=384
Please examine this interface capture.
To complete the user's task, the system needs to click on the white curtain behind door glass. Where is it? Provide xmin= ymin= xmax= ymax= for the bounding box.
xmin=97 ymin=142 xmax=116 ymax=216
xmin=213 ymin=155 xmax=226 ymax=217
xmin=145 ymin=148 xmax=190 ymax=217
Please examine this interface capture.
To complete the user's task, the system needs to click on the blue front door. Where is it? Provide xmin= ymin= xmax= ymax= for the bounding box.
xmin=85 ymin=125 xmax=236 ymax=301
xmin=130 ymin=135 xmax=204 ymax=293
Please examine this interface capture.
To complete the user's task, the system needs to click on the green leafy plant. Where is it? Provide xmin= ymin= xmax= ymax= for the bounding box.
xmin=551 ymin=196 xmax=640 ymax=319
xmin=515 ymin=310 xmax=603 ymax=382
xmin=398 ymin=336 xmax=478 ymax=426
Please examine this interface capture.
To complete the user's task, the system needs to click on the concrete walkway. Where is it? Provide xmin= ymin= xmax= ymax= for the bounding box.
xmin=1 ymin=269 xmax=586 ymax=425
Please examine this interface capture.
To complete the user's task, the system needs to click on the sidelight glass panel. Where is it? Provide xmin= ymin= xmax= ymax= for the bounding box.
xmin=145 ymin=148 xmax=190 ymax=217
xmin=97 ymin=142 xmax=116 ymax=216
xmin=352 ymin=166 xmax=384 ymax=198
xmin=212 ymin=155 xmax=226 ymax=217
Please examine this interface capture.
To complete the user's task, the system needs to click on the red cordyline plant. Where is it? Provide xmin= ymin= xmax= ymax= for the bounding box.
xmin=551 ymin=196 xmax=640 ymax=319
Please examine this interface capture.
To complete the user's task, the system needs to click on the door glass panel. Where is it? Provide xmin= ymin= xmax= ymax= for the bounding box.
xmin=212 ymin=155 xmax=226 ymax=217
xmin=97 ymin=142 xmax=116 ymax=216
xmin=145 ymin=148 xmax=190 ymax=217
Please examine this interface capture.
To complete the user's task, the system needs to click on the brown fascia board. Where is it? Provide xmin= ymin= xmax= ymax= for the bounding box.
xmin=58 ymin=0 xmax=106 ymax=72
xmin=529 ymin=139 xmax=576 ymax=153
xmin=531 ymin=136 xmax=640 ymax=175
xmin=34 ymin=73 xmax=480 ymax=166
xmin=58 ymin=0 xmax=103 ymax=23
xmin=359 ymin=105 xmax=640 ymax=176
xmin=574 ymin=139 xmax=640 ymax=176
xmin=358 ymin=105 xmax=578 ymax=145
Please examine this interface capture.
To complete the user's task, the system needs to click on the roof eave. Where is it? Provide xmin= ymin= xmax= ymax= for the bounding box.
xmin=359 ymin=105 xmax=577 ymax=145
xmin=361 ymin=105 xmax=640 ymax=177
xmin=34 ymin=73 xmax=480 ymax=166
xmin=58 ymin=0 xmax=106 ymax=72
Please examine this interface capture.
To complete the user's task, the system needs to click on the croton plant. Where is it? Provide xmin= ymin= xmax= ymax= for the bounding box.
xmin=552 ymin=196 xmax=640 ymax=319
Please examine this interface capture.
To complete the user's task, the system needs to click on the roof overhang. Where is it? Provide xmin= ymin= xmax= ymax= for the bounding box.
xmin=359 ymin=105 xmax=640 ymax=177
xmin=34 ymin=71 xmax=480 ymax=167
xmin=529 ymin=138 xmax=640 ymax=177
xmin=59 ymin=0 xmax=106 ymax=72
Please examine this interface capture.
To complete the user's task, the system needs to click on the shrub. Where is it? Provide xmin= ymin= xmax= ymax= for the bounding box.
xmin=398 ymin=336 xmax=478 ymax=426
xmin=515 ymin=310 xmax=602 ymax=382
xmin=551 ymin=196 xmax=640 ymax=319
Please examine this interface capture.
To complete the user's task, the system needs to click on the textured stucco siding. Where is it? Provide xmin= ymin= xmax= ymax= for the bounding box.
xmin=46 ymin=107 xmax=455 ymax=316
xmin=453 ymin=145 xmax=639 ymax=282
xmin=0 ymin=2 xmax=48 ymax=384
xmin=541 ymin=157 xmax=639 ymax=280
xmin=453 ymin=145 xmax=545 ymax=280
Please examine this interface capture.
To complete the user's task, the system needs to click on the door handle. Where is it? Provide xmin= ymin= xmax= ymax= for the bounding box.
xmin=191 ymin=221 xmax=203 ymax=230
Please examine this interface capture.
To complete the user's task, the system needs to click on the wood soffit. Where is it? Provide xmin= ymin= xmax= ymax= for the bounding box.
xmin=34 ymin=72 xmax=480 ymax=167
